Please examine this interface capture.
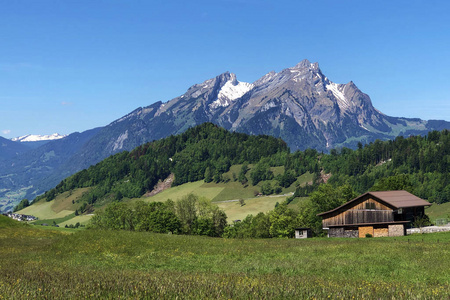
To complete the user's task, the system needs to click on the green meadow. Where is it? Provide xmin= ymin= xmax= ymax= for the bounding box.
xmin=1 ymin=215 xmax=449 ymax=299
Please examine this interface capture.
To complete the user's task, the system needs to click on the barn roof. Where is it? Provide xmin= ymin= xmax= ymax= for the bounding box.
xmin=317 ymin=190 xmax=431 ymax=217
xmin=369 ymin=190 xmax=431 ymax=208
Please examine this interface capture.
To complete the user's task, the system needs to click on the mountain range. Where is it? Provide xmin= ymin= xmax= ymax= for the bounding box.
xmin=0 ymin=133 xmax=67 ymax=161
xmin=12 ymin=133 xmax=67 ymax=143
xmin=1 ymin=59 xmax=449 ymax=212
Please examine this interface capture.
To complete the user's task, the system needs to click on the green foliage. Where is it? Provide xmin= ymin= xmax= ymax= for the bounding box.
xmin=224 ymin=202 xmax=310 ymax=239
xmin=371 ymin=174 xmax=414 ymax=192
xmin=250 ymin=159 xmax=274 ymax=186
xmin=260 ymin=182 xmax=273 ymax=195
xmin=13 ymin=198 xmax=29 ymax=212
xmin=412 ymin=215 xmax=432 ymax=228
xmin=89 ymin=194 xmax=226 ymax=237
xmin=90 ymin=202 xmax=134 ymax=231
xmin=204 ymin=167 xmax=212 ymax=183
xmin=322 ymin=130 xmax=450 ymax=202
xmin=310 ymin=184 xmax=357 ymax=215
xmin=277 ymin=170 xmax=297 ymax=188
xmin=176 ymin=194 xmax=198 ymax=234
xmin=268 ymin=203 xmax=298 ymax=238
xmin=90 ymin=200 xmax=180 ymax=234
xmin=238 ymin=163 xmax=249 ymax=184
xmin=223 ymin=213 xmax=272 ymax=239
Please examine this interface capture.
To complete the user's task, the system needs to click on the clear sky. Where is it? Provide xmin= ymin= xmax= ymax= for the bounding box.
xmin=1 ymin=0 xmax=449 ymax=138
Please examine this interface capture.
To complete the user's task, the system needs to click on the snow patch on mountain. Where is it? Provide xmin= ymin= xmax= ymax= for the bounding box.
xmin=326 ymin=82 xmax=350 ymax=110
xmin=12 ymin=133 xmax=67 ymax=142
xmin=210 ymin=79 xmax=253 ymax=109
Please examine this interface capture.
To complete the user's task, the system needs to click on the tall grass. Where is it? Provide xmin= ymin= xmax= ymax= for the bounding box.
xmin=1 ymin=217 xmax=449 ymax=299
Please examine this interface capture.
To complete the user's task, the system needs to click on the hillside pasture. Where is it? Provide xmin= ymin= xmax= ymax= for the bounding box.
xmin=141 ymin=180 xmax=225 ymax=203
xmin=17 ymin=187 xmax=91 ymax=220
xmin=18 ymin=200 xmax=72 ymax=220
xmin=215 ymin=195 xmax=289 ymax=222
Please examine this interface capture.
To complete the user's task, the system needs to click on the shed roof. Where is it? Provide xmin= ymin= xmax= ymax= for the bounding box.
xmin=317 ymin=190 xmax=431 ymax=217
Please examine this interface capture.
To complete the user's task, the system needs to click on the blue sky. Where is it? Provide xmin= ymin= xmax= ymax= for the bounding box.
xmin=1 ymin=0 xmax=449 ymax=138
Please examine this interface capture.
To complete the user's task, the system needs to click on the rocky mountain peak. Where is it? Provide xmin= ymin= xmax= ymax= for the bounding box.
xmin=292 ymin=59 xmax=319 ymax=71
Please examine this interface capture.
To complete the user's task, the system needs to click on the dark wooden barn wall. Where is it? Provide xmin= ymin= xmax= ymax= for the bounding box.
xmin=322 ymin=198 xmax=394 ymax=227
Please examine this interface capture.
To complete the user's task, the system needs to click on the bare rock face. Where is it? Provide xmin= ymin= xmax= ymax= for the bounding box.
xmin=116 ymin=58 xmax=440 ymax=152
xmin=73 ymin=59 xmax=450 ymax=155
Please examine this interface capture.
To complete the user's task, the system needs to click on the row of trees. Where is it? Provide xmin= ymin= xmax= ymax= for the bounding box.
xmin=89 ymin=194 xmax=227 ymax=237
xmin=89 ymin=184 xmax=357 ymax=238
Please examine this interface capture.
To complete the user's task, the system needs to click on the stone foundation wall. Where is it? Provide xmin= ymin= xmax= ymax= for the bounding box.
xmin=328 ymin=225 xmax=407 ymax=238
xmin=343 ymin=229 xmax=358 ymax=238
xmin=328 ymin=227 xmax=344 ymax=238
xmin=328 ymin=228 xmax=358 ymax=238
xmin=389 ymin=224 xmax=405 ymax=237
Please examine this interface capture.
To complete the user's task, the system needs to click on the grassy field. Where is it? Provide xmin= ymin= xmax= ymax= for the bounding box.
xmin=0 ymin=215 xmax=449 ymax=299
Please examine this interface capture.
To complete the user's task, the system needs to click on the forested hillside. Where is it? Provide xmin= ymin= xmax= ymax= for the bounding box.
xmin=18 ymin=125 xmax=449 ymax=237
xmin=321 ymin=130 xmax=450 ymax=203
xmin=27 ymin=127 xmax=449 ymax=211
xmin=32 ymin=123 xmax=289 ymax=210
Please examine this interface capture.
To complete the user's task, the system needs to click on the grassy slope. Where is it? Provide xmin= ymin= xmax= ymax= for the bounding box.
xmin=0 ymin=215 xmax=25 ymax=228
xmin=426 ymin=202 xmax=450 ymax=222
xmin=18 ymin=200 xmax=73 ymax=220
xmin=215 ymin=196 xmax=288 ymax=222
xmin=141 ymin=180 xmax=225 ymax=203
xmin=17 ymin=187 xmax=91 ymax=225
xmin=0 ymin=222 xmax=449 ymax=299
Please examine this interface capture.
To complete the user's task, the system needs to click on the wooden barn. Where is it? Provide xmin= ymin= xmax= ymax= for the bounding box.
xmin=317 ymin=190 xmax=431 ymax=238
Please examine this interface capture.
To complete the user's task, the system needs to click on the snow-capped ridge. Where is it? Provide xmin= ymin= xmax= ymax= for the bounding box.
xmin=12 ymin=133 xmax=67 ymax=142
xmin=210 ymin=74 xmax=253 ymax=109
